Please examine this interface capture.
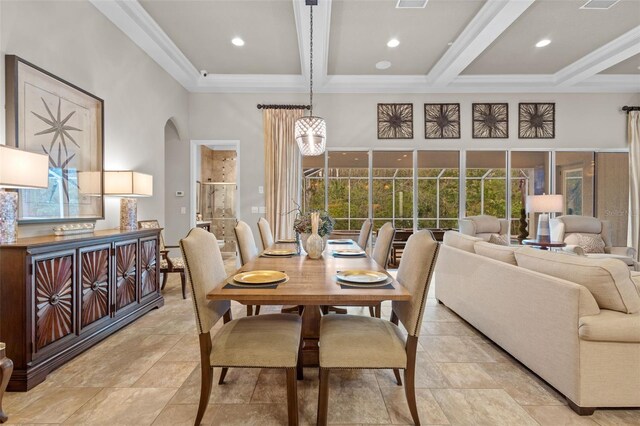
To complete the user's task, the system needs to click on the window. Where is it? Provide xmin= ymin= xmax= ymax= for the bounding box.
xmin=302 ymin=154 xmax=325 ymax=212
xmin=327 ymin=151 xmax=369 ymax=230
xmin=372 ymin=151 xmax=413 ymax=231
xmin=596 ymin=152 xmax=629 ymax=246
xmin=465 ymin=151 xmax=507 ymax=218
xmin=417 ymin=151 xmax=459 ymax=229
xmin=555 ymin=152 xmax=594 ymax=216
xmin=510 ymin=151 xmax=550 ymax=237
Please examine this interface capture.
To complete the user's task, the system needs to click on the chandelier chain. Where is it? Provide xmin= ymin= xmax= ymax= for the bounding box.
xmin=309 ymin=4 xmax=313 ymax=116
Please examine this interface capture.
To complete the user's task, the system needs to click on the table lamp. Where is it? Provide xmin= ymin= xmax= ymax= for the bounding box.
xmin=104 ymin=171 xmax=153 ymax=230
xmin=0 ymin=145 xmax=49 ymax=243
xmin=526 ymin=194 xmax=563 ymax=243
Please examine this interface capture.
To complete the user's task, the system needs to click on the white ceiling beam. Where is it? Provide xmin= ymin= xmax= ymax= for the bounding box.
xmin=554 ymin=25 xmax=640 ymax=87
xmin=293 ymin=0 xmax=332 ymax=92
xmin=89 ymin=0 xmax=199 ymax=90
xmin=428 ymin=0 xmax=535 ymax=86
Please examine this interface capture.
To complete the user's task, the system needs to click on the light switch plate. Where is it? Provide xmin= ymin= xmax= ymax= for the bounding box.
xmin=180 ymin=207 xmax=186 ymax=214
xmin=176 ymin=191 xmax=184 ymax=197
xmin=258 ymin=186 xmax=264 ymax=194
xmin=259 ymin=206 xmax=266 ymax=214
xmin=251 ymin=206 xmax=259 ymax=214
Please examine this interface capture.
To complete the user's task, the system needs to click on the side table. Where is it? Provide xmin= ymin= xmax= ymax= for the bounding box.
xmin=522 ymin=239 xmax=567 ymax=251
xmin=0 ymin=342 xmax=13 ymax=423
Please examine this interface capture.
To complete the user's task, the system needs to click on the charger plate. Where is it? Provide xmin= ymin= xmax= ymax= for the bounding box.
xmin=332 ymin=248 xmax=366 ymax=256
xmin=263 ymin=248 xmax=297 ymax=256
xmin=337 ymin=278 xmax=393 ymax=288
xmin=277 ymin=238 xmax=297 ymax=243
xmin=336 ymin=270 xmax=388 ymax=284
xmin=226 ymin=276 xmax=289 ymax=288
xmin=328 ymin=239 xmax=353 ymax=244
xmin=233 ymin=270 xmax=288 ymax=284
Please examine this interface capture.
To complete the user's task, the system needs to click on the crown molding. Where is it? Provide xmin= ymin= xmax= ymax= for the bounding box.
xmin=428 ymin=0 xmax=535 ymax=86
xmin=554 ymin=25 xmax=640 ymax=86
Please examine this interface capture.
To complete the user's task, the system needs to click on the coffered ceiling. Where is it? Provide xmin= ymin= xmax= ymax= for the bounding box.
xmin=90 ymin=0 xmax=640 ymax=93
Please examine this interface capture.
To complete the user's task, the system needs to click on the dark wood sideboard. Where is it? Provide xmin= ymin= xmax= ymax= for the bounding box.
xmin=0 ymin=228 xmax=164 ymax=391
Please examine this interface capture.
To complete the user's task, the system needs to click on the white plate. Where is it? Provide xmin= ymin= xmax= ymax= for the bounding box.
xmin=332 ymin=249 xmax=365 ymax=256
xmin=328 ymin=239 xmax=353 ymax=244
xmin=336 ymin=270 xmax=388 ymax=284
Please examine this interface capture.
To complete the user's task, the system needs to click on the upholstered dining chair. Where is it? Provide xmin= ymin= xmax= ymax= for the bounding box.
xmin=138 ymin=220 xmax=186 ymax=299
xmin=234 ymin=220 xmax=261 ymax=315
xmin=180 ymin=228 xmax=302 ymax=426
xmin=357 ymin=219 xmax=373 ymax=251
xmin=367 ymin=222 xmax=396 ymax=317
xmin=317 ymin=230 xmax=440 ymax=426
xmin=257 ymin=217 xmax=275 ymax=250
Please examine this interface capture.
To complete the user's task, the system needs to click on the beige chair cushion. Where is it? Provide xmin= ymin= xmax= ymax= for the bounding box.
xmin=632 ymin=273 xmax=640 ymax=295
xmin=372 ymin=222 xmax=395 ymax=268
xmin=489 ymin=234 xmax=509 ymax=246
xmin=211 ymin=314 xmax=302 ymax=368
xmin=559 ymin=215 xmax=603 ymax=234
xmin=257 ymin=217 xmax=274 ymax=250
xmin=579 ymin=310 xmax=640 ymax=343
xmin=443 ymin=231 xmax=482 ymax=253
xmin=515 ymin=247 xmax=640 ymax=314
xmin=235 ymin=220 xmax=259 ymax=266
xmin=319 ymin=314 xmax=406 ymax=369
xmin=565 ymin=233 xmax=606 ymax=254
xmin=357 ymin=219 xmax=373 ymax=250
xmin=474 ymin=241 xmax=519 ymax=265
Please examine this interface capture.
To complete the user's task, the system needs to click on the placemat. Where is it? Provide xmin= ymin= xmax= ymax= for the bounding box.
xmin=338 ymin=278 xmax=394 ymax=290
xmin=332 ymin=253 xmax=366 ymax=258
xmin=224 ymin=282 xmax=280 ymax=290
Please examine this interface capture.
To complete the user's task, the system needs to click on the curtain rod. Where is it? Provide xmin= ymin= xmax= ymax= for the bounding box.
xmin=622 ymin=106 xmax=640 ymax=112
xmin=257 ymin=104 xmax=310 ymax=110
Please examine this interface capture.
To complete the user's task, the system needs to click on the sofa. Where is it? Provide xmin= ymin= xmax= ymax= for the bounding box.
xmin=550 ymin=215 xmax=638 ymax=271
xmin=459 ymin=215 xmax=510 ymax=242
xmin=434 ymin=231 xmax=640 ymax=415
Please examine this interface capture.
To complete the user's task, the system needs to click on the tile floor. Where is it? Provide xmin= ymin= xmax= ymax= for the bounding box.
xmin=4 ymin=257 xmax=640 ymax=425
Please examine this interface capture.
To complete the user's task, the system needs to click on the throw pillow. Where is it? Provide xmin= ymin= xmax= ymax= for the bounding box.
xmin=489 ymin=234 xmax=509 ymax=246
xmin=565 ymin=233 xmax=606 ymax=254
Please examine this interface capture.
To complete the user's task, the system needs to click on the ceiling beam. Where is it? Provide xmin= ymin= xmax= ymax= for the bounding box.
xmin=554 ymin=25 xmax=640 ymax=87
xmin=428 ymin=0 xmax=535 ymax=86
xmin=293 ymin=0 xmax=332 ymax=91
xmin=89 ymin=0 xmax=199 ymax=89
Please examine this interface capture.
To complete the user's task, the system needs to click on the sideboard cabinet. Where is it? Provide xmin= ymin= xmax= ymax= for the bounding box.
xmin=0 ymin=229 xmax=163 ymax=391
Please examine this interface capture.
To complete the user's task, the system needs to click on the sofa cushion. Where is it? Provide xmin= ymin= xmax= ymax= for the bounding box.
xmin=443 ymin=231 xmax=482 ymax=253
xmin=585 ymin=253 xmax=635 ymax=267
xmin=489 ymin=234 xmax=509 ymax=246
xmin=578 ymin=310 xmax=640 ymax=343
xmin=565 ymin=233 xmax=605 ymax=254
xmin=559 ymin=215 xmax=603 ymax=234
xmin=632 ymin=273 xmax=640 ymax=295
xmin=474 ymin=241 xmax=519 ymax=265
xmin=515 ymin=247 xmax=640 ymax=314
xmin=468 ymin=215 xmax=501 ymax=234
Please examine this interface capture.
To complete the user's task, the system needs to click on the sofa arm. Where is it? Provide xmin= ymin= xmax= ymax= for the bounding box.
xmin=605 ymin=246 xmax=637 ymax=258
xmin=562 ymin=245 xmax=585 ymax=256
xmin=579 ymin=310 xmax=640 ymax=343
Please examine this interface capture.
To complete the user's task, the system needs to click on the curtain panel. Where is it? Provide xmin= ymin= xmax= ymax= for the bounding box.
xmin=629 ymin=111 xmax=640 ymax=262
xmin=263 ymin=108 xmax=304 ymax=240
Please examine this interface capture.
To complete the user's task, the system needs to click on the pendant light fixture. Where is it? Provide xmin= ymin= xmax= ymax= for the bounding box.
xmin=295 ymin=0 xmax=326 ymax=156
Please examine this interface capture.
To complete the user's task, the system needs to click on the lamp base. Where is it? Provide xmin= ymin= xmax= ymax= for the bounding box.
xmin=0 ymin=190 xmax=18 ymax=244
xmin=536 ymin=213 xmax=551 ymax=243
xmin=120 ymin=198 xmax=138 ymax=231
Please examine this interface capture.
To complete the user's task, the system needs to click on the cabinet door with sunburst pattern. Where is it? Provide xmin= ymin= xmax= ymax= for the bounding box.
xmin=79 ymin=246 xmax=110 ymax=328
xmin=34 ymin=253 xmax=75 ymax=351
xmin=115 ymin=241 xmax=137 ymax=310
xmin=140 ymin=238 xmax=158 ymax=298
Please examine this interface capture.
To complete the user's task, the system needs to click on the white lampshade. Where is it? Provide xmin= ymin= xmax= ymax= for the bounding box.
xmin=77 ymin=171 xmax=102 ymax=196
xmin=0 ymin=145 xmax=49 ymax=189
xmin=526 ymin=194 xmax=563 ymax=213
xmin=104 ymin=171 xmax=153 ymax=197
xmin=295 ymin=116 xmax=326 ymax=156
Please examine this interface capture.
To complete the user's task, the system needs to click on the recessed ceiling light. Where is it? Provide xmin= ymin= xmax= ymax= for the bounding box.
xmin=231 ymin=37 xmax=245 ymax=47
xmin=387 ymin=39 xmax=400 ymax=48
xmin=376 ymin=60 xmax=392 ymax=70
xmin=535 ymin=39 xmax=551 ymax=47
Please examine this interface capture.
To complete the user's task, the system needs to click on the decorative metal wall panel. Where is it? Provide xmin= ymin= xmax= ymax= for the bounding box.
xmin=377 ymin=103 xmax=413 ymax=139
xmin=424 ymin=103 xmax=461 ymax=139
xmin=519 ymin=103 xmax=555 ymax=138
xmin=472 ymin=103 xmax=509 ymax=139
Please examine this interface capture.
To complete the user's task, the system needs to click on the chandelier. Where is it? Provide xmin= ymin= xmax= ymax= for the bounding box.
xmin=295 ymin=0 xmax=326 ymax=156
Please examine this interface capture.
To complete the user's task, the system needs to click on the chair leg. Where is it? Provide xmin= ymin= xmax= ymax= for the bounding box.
xmin=218 ymin=367 xmax=228 ymax=385
xmin=195 ymin=364 xmax=213 ymax=426
xmin=368 ymin=306 xmax=375 ymax=317
xmin=317 ymin=369 xmax=329 ymax=426
xmin=285 ymin=369 xmax=299 ymax=426
xmin=321 ymin=306 xmax=329 ymax=315
xmin=180 ymin=272 xmax=187 ymax=299
xmin=0 ymin=349 xmax=13 ymax=424
xmin=393 ymin=369 xmax=403 ymax=386
xmin=404 ymin=336 xmax=420 ymax=426
xmin=161 ymin=272 xmax=168 ymax=290
xmin=246 ymin=305 xmax=253 ymax=316
xmin=296 ymin=338 xmax=304 ymax=381
xmin=255 ymin=305 xmax=261 ymax=315
xmin=375 ymin=303 xmax=381 ymax=318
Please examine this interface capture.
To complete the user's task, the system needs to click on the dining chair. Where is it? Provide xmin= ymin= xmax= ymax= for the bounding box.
xmin=180 ymin=227 xmax=302 ymax=426
xmin=368 ymin=222 xmax=396 ymax=317
xmin=257 ymin=217 xmax=275 ymax=250
xmin=138 ymin=219 xmax=187 ymax=299
xmin=357 ymin=219 xmax=373 ymax=251
xmin=234 ymin=220 xmax=261 ymax=316
xmin=317 ymin=230 xmax=439 ymax=426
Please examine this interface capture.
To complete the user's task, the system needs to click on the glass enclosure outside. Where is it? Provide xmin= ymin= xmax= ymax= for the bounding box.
xmin=372 ymin=151 xmax=413 ymax=231
xmin=417 ymin=151 xmax=459 ymax=230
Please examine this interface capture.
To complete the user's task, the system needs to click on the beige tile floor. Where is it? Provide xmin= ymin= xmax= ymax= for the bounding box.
xmin=4 ymin=257 xmax=640 ymax=425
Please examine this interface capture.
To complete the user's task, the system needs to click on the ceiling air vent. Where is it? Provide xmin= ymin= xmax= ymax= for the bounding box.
xmin=396 ymin=0 xmax=428 ymax=9
xmin=580 ymin=0 xmax=620 ymax=9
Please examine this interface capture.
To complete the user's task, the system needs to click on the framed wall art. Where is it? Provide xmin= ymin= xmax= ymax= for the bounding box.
xmin=5 ymin=55 xmax=104 ymax=223
xmin=424 ymin=103 xmax=460 ymax=139
xmin=472 ymin=103 xmax=508 ymax=139
xmin=377 ymin=103 xmax=413 ymax=139
xmin=519 ymin=103 xmax=555 ymax=138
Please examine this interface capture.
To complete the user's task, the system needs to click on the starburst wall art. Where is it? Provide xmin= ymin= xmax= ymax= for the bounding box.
xmin=424 ymin=103 xmax=460 ymax=139
xmin=377 ymin=103 xmax=413 ymax=139
xmin=519 ymin=103 xmax=555 ymax=138
xmin=5 ymin=56 xmax=104 ymax=223
xmin=472 ymin=103 xmax=508 ymax=139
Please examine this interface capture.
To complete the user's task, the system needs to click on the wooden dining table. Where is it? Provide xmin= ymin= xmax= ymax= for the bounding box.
xmin=206 ymin=240 xmax=411 ymax=366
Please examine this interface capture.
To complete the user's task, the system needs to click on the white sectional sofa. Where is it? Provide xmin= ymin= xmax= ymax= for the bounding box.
xmin=434 ymin=231 xmax=640 ymax=415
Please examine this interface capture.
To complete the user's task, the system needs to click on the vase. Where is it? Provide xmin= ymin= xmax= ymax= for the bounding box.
xmin=300 ymin=233 xmax=327 ymax=258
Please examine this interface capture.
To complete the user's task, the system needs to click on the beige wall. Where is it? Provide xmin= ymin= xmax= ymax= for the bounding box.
xmin=1 ymin=0 xmax=189 ymax=236
xmin=188 ymin=92 xmax=639 ymax=237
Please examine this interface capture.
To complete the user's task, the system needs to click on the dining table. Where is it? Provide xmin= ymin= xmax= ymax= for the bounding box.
xmin=206 ymin=239 xmax=411 ymax=366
